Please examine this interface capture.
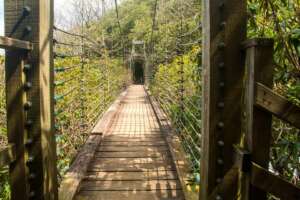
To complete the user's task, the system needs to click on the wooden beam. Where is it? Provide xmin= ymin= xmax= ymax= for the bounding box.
xmin=0 ymin=36 xmax=33 ymax=50
xmin=255 ymin=82 xmax=300 ymax=129
xmin=200 ymin=0 xmax=247 ymax=198
xmin=5 ymin=1 xmax=31 ymax=199
xmin=5 ymin=0 xmax=58 ymax=199
xmin=251 ymin=163 xmax=300 ymax=200
xmin=0 ymin=145 xmax=16 ymax=168
xmin=243 ymin=38 xmax=274 ymax=199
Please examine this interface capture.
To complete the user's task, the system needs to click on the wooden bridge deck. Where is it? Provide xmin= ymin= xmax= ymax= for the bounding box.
xmin=74 ymin=85 xmax=184 ymax=200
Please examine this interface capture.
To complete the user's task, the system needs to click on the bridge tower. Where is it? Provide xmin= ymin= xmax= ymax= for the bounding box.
xmin=130 ymin=40 xmax=151 ymax=85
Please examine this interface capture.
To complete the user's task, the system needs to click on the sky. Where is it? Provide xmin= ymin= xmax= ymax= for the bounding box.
xmin=0 ymin=0 xmax=120 ymax=36
xmin=0 ymin=0 xmax=73 ymax=36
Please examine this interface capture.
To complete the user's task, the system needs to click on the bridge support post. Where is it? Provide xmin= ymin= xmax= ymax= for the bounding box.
xmin=242 ymin=39 xmax=274 ymax=200
xmin=200 ymin=0 xmax=247 ymax=199
xmin=5 ymin=0 xmax=57 ymax=199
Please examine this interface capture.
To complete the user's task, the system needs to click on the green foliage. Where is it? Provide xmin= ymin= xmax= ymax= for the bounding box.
xmin=54 ymin=54 xmax=129 ymax=178
xmin=247 ymin=0 xmax=300 ymax=190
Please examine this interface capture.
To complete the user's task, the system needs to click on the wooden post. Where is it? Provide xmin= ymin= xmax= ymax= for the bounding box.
xmin=5 ymin=0 xmax=58 ymax=199
xmin=200 ymin=0 xmax=247 ymax=199
xmin=243 ymin=38 xmax=274 ymax=200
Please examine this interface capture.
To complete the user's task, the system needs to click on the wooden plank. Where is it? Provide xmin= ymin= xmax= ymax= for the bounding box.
xmin=97 ymin=145 xmax=169 ymax=152
xmin=0 ymin=144 xmax=16 ymax=168
xmin=200 ymin=0 xmax=247 ymax=199
xmin=94 ymin=151 xmax=170 ymax=158
xmin=79 ymin=180 xmax=182 ymax=191
xmin=0 ymin=36 xmax=33 ymax=50
xmin=59 ymin=90 xmax=127 ymax=200
xmin=89 ymin=165 xmax=175 ymax=172
xmin=89 ymin=161 xmax=175 ymax=171
xmin=101 ymin=141 xmax=166 ymax=146
xmin=103 ymin=137 xmax=164 ymax=142
xmin=243 ymin=38 xmax=274 ymax=199
xmin=92 ymin=157 xmax=173 ymax=164
xmin=59 ymin=135 xmax=103 ymax=200
xmin=255 ymin=83 xmax=300 ymax=129
xmin=84 ymin=170 xmax=178 ymax=181
xmin=103 ymin=135 xmax=164 ymax=141
xmin=251 ymin=163 xmax=300 ymax=200
xmin=75 ymin=190 xmax=184 ymax=200
xmin=146 ymin=87 xmax=198 ymax=200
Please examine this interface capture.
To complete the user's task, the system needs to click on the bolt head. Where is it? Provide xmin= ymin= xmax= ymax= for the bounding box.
xmin=24 ymin=82 xmax=32 ymax=91
xmin=24 ymin=102 xmax=32 ymax=110
xmin=23 ymin=6 xmax=31 ymax=16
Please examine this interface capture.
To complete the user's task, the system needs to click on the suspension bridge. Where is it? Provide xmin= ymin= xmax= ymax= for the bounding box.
xmin=0 ymin=0 xmax=300 ymax=200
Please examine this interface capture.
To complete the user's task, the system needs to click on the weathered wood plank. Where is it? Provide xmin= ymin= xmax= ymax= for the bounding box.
xmin=146 ymin=87 xmax=197 ymax=200
xmin=79 ymin=180 xmax=182 ymax=191
xmin=92 ymin=157 xmax=173 ymax=163
xmin=101 ymin=141 xmax=166 ymax=146
xmin=59 ymin=135 xmax=103 ymax=200
xmin=251 ymin=163 xmax=300 ymax=200
xmin=103 ymin=136 xmax=165 ymax=142
xmin=94 ymin=151 xmax=170 ymax=158
xmin=75 ymin=190 xmax=184 ymax=200
xmin=59 ymin=91 xmax=127 ymax=200
xmin=255 ymin=83 xmax=300 ymax=129
xmin=0 ymin=145 xmax=16 ymax=168
xmin=97 ymin=145 xmax=169 ymax=152
xmin=243 ymin=38 xmax=274 ymax=199
xmin=84 ymin=170 xmax=178 ymax=181
xmin=0 ymin=36 xmax=33 ymax=50
xmin=201 ymin=0 xmax=247 ymax=198
xmin=89 ymin=161 xmax=175 ymax=171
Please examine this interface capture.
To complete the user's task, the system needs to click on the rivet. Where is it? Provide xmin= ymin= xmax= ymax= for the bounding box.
xmin=217 ymin=159 xmax=224 ymax=165
xmin=218 ymin=42 xmax=225 ymax=49
xmin=220 ymin=22 xmax=226 ymax=29
xmin=24 ymin=82 xmax=32 ymax=91
xmin=219 ymin=2 xmax=225 ymax=9
xmin=26 ymin=156 xmax=34 ymax=165
xmin=23 ymin=6 xmax=31 ymax=16
xmin=24 ymin=64 xmax=31 ymax=72
xmin=29 ymin=191 xmax=35 ymax=198
xmin=28 ymin=173 xmax=36 ymax=180
xmin=24 ymin=26 xmax=32 ymax=34
xmin=218 ymin=102 xmax=225 ymax=108
xmin=24 ymin=101 xmax=32 ymax=110
xmin=216 ymin=195 xmax=223 ymax=200
xmin=218 ymin=62 xmax=225 ymax=69
xmin=25 ymin=120 xmax=33 ymax=128
xmin=218 ymin=122 xmax=224 ymax=128
xmin=25 ymin=138 xmax=33 ymax=146
xmin=243 ymin=111 xmax=247 ymax=118
xmin=219 ymin=82 xmax=225 ymax=88
xmin=218 ymin=140 xmax=224 ymax=147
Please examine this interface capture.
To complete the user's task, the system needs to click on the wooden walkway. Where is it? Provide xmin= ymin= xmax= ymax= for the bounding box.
xmin=74 ymin=85 xmax=184 ymax=200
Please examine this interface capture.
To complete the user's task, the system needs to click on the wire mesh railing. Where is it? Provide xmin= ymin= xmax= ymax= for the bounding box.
xmin=53 ymin=27 xmax=130 ymax=177
xmin=150 ymin=49 xmax=202 ymax=184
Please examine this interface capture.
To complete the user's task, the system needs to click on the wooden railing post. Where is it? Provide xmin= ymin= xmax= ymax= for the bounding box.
xmin=5 ymin=0 xmax=58 ymax=199
xmin=200 ymin=0 xmax=247 ymax=199
xmin=242 ymin=38 xmax=274 ymax=199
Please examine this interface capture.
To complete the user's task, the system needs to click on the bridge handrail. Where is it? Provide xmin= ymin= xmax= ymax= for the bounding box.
xmin=255 ymin=82 xmax=300 ymax=129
